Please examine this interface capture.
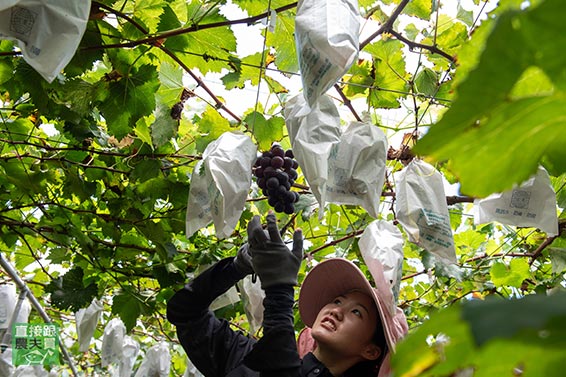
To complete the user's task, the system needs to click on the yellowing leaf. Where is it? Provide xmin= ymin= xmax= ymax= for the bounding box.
xmin=490 ymin=258 xmax=530 ymax=288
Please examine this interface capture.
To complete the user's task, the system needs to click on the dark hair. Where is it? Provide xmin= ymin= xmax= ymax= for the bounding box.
xmin=344 ymin=316 xmax=388 ymax=376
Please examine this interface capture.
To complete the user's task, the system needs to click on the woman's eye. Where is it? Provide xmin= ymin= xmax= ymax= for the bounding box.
xmin=334 ymin=299 xmax=342 ymax=305
xmin=352 ymin=309 xmax=362 ymax=317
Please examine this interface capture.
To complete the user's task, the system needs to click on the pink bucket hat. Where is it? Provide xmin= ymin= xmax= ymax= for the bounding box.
xmin=298 ymin=258 xmax=408 ymax=373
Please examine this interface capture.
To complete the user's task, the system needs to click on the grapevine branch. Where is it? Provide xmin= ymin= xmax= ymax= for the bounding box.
xmin=529 ymin=220 xmax=566 ymax=265
xmin=389 ymin=29 xmax=455 ymax=63
xmin=92 ymin=1 xmax=242 ymax=122
xmin=360 ymin=0 xmax=410 ymax=50
xmin=0 ymin=137 xmax=202 ymax=161
xmin=88 ymin=1 xmax=298 ymax=51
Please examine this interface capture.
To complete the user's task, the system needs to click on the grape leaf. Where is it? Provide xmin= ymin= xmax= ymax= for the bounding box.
xmin=394 ymin=293 xmax=566 ymax=375
xmin=266 ymin=12 xmax=298 ymax=72
xmin=549 ymin=247 xmax=566 ymax=274
xmin=405 ymin=0 xmax=432 ymax=19
xmin=134 ymin=0 xmax=166 ymax=33
xmin=233 ymin=0 xmax=293 ymax=20
xmin=152 ymin=103 xmax=179 ymax=148
xmin=462 ymin=292 xmax=566 ymax=346
xmin=99 ymin=64 xmax=160 ymax=139
xmin=245 ymin=112 xmax=285 ymax=150
xmin=416 ymin=0 xmax=566 ymax=196
xmin=157 ymin=61 xmax=184 ymax=105
xmin=45 ymin=267 xmax=98 ymax=312
xmin=131 ymin=159 xmax=162 ymax=182
xmin=456 ymin=3 xmax=474 ymax=27
xmin=344 ymin=60 xmax=372 ymax=97
xmin=221 ymin=53 xmax=263 ymax=89
xmin=112 ymin=290 xmax=155 ymax=332
xmin=0 ymin=56 xmax=13 ymax=85
xmin=366 ymin=39 xmax=408 ymax=108
xmin=415 ymin=68 xmax=438 ymax=97
xmin=194 ymin=108 xmax=233 ymax=152
xmin=490 ymin=258 xmax=530 ymax=288
xmin=163 ymin=2 xmax=237 ymax=74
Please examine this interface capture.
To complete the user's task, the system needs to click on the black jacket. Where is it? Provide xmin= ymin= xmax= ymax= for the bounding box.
xmin=167 ymin=257 xmax=334 ymax=377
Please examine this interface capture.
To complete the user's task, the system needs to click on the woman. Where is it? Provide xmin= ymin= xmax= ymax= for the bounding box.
xmin=167 ymin=213 xmax=407 ymax=376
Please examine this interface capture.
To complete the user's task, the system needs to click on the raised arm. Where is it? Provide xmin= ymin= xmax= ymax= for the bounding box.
xmin=243 ymin=213 xmax=303 ymax=376
xmin=167 ymin=252 xmax=255 ymax=377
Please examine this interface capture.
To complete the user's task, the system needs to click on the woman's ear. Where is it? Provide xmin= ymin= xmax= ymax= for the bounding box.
xmin=362 ymin=344 xmax=381 ymax=361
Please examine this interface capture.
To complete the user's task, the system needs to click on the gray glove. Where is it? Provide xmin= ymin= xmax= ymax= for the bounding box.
xmin=247 ymin=213 xmax=303 ymax=289
xmin=233 ymin=244 xmax=254 ymax=276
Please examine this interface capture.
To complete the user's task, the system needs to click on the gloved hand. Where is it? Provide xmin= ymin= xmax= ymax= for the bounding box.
xmin=233 ymin=243 xmax=254 ymax=276
xmin=247 ymin=212 xmax=303 ymax=289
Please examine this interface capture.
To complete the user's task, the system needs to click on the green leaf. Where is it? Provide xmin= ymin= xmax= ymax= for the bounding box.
xmin=404 ymin=23 xmax=420 ymax=41
xmin=392 ymin=305 xmax=475 ymax=376
xmin=405 ymin=0 xmax=432 ymax=19
xmin=64 ymin=21 xmax=104 ymax=77
xmin=134 ymin=0 xmax=166 ymax=33
xmin=233 ymin=0 xmax=292 ymax=25
xmin=194 ymin=108 xmax=232 ymax=152
xmin=164 ymin=2 xmax=237 ymax=74
xmin=416 ymin=1 xmax=566 ymax=195
xmin=46 ymin=247 xmax=71 ymax=265
xmin=45 ymin=267 xmax=98 ymax=312
xmin=152 ymin=264 xmax=185 ymax=288
xmin=366 ymin=39 xmax=408 ymax=108
xmin=131 ymin=159 xmax=162 ymax=182
xmin=112 ymin=290 xmax=154 ymax=332
xmin=157 ymin=3 xmax=183 ymax=32
xmin=462 ymin=292 xmax=566 ymax=346
xmin=490 ymin=258 xmax=530 ymax=288
xmin=0 ymin=59 xmax=13 ymax=85
xmin=245 ymin=112 xmax=284 ymax=150
xmin=152 ymin=103 xmax=179 ymax=147
xmin=456 ymin=4 xmax=474 ymax=28
xmin=394 ymin=294 xmax=566 ymax=376
xmin=266 ymin=12 xmax=298 ymax=72
xmin=100 ymin=64 xmax=160 ymax=139
xmin=420 ymin=94 xmax=566 ymax=196
xmin=344 ymin=60 xmax=373 ymax=97
xmin=135 ymin=117 xmax=154 ymax=147
xmin=221 ymin=53 xmax=264 ymax=90
xmin=57 ymin=79 xmax=100 ymax=117
xmin=454 ymin=229 xmax=486 ymax=255
xmin=415 ymin=68 xmax=438 ymax=96
xmin=157 ymin=61 xmax=184 ymax=105
xmin=4 ymin=119 xmax=34 ymax=141
xmin=549 ymin=247 xmax=566 ymax=274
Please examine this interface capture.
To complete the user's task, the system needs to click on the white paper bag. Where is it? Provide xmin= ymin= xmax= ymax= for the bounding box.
xmin=237 ymin=275 xmax=265 ymax=335
xmin=0 ymin=347 xmax=14 ymax=377
xmin=75 ymin=298 xmax=102 ymax=352
xmin=295 ymin=0 xmax=360 ymax=108
xmin=101 ymin=318 xmax=125 ymax=367
xmin=284 ymin=94 xmax=341 ymax=212
xmin=0 ymin=0 xmax=91 ymax=82
xmin=359 ymin=220 xmax=404 ymax=301
xmin=186 ymin=132 xmax=257 ymax=239
xmin=12 ymin=365 xmax=49 ymax=377
xmin=133 ymin=342 xmax=170 ymax=377
xmin=209 ymin=285 xmax=240 ymax=311
xmin=0 ymin=284 xmax=30 ymax=330
xmin=325 ymin=121 xmax=387 ymax=218
xmin=119 ymin=335 xmax=140 ymax=377
xmin=474 ymin=166 xmax=559 ymax=235
xmin=395 ymin=159 xmax=457 ymax=264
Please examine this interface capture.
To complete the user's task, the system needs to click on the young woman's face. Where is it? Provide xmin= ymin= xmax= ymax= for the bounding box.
xmin=311 ymin=291 xmax=380 ymax=359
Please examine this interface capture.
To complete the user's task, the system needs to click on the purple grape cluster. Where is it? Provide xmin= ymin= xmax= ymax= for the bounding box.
xmin=253 ymin=144 xmax=300 ymax=214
